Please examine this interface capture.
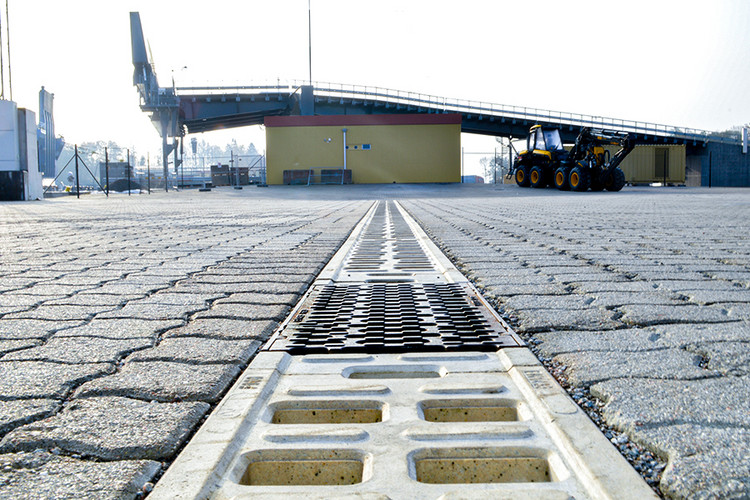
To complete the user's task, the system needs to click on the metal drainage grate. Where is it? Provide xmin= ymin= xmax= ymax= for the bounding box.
xmin=267 ymin=282 xmax=519 ymax=354
xmin=344 ymin=202 xmax=434 ymax=274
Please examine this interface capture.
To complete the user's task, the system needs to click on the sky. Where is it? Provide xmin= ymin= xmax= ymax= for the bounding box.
xmin=3 ymin=0 xmax=749 ymax=175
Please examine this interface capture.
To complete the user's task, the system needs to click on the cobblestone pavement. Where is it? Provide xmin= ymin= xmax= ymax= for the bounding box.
xmin=0 ymin=190 xmax=371 ymax=498
xmin=1 ymin=185 xmax=748 ymax=499
xmin=403 ymin=187 xmax=750 ymax=500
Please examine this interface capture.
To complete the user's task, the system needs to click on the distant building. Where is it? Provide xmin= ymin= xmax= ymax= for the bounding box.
xmin=265 ymin=114 xmax=461 ymax=185
xmin=0 ymin=100 xmax=43 ymax=200
xmin=99 ymin=161 xmax=133 ymax=188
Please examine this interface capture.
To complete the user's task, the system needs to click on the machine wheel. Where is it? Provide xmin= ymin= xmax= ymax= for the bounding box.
xmin=604 ymin=167 xmax=626 ymax=192
xmin=568 ymin=165 xmax=590 ymax=192
xmin=530 ymin=166 xmax=546 ymax=188
xmin=553 ymin=167 xmax=569 ymax=190
xmin=515 ymin=166 xmax=530 ymax=187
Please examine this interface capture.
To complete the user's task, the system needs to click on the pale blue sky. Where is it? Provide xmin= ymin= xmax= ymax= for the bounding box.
xmin=6 ymin=0 xmax=749 ymax=167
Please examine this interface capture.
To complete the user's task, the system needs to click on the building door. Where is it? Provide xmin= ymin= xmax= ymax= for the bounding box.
xmin=655 ymin=148 xmax=669 ymax=183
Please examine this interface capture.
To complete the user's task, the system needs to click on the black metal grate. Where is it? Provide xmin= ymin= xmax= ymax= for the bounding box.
xmin=268 ymin=283 xmax=519 ymax=354
xmin=344 ymin=203 xmax=433 ymax=273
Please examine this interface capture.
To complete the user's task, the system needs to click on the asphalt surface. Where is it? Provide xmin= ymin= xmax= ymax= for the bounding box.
xmin=0 ymin=184 xmax=748 ymax=499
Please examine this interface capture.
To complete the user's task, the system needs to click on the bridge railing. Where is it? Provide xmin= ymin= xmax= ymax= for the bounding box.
xmin=301 ymin=80 xmax=736 ymax=145
xmin=175 ymin=81 xmax=739 ymax=145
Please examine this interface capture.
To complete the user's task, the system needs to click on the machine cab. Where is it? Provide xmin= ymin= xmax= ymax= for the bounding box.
xmin=526 ymin=125 xmax=564 ymax=154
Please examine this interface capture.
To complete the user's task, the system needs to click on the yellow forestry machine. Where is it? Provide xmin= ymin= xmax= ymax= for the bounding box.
xmin=512 ymin=125 xmax=635 ymax=191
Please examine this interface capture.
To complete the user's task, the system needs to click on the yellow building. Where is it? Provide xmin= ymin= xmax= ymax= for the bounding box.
xmin=265 ymin=114 xmax=461 ymax=184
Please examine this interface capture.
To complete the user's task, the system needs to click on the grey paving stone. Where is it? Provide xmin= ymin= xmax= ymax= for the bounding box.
xmin=42 ymin=294 xmax=144 ymax=307
xmin=127 ymin=337 xmax=261 ymax=365
xmin=480 ymin=283 xmax=569 ymax=297
xmin=78 ymin=283 xmax=168 ymax=296
xmin=0 ymin=305 xmax=31 ymax=316
xmin=13 ymin=284 xmax=100 ymax=296
xmin=645 ymin=425 xmax=750 ymax=500
xmin=501 ymin=294 xmax=593 ymax=310
xmin=0 ymin=294 xmax=48 ymax=307
xmin=54 ymin=318 xmax=183 ymax=340
xmin=0 ymin=339 xmax=42 ymax=357
xmin=2 ymin=337 xmax=153 ymax=364
xmin=476 ymin=274 xmax=555 ymax=286
xmin=185 ymin=273 xmax=314 ymax=284
xmin=0 ymin=319 xmax=85 ymax=341
xmin=191 ymin=302 xmax=290 ymax=321
xmin=629 ymin=270 xmax=709 ymax=281
xmin=0 ymin=398 xmax=60 ymax=434
xmin=705 ymin=271 xmax=750 ymax=285
xmin=619 ymin=304 xmax=732 ymax=326
xmin=683 ymin=289 xmax=750 ymax=305
xmin=534 ymin=329 xmax=672 ymax=357
xmin=588 ymin=291 xmax=683 ymax=308
xmin=652 ymin=280 xmax=745 ymax=292
xmin=213 ymin=292 xmax=301 ymax=306
xmin=0 ymin=450 xmax=160 ymax=499
xmin=96 ymin=302 xmax=208 ymax=321
xmin=514 ymin=307 xmax=621 ymax=333
xmin=0 ymin=396 xmax=209 ymax=460
xmin=74 ymin=361 xmax=241 ymax=402
xmin=136 ymin=292 xmax=225 ymax=305
xmin=3 ymin=304 xmax=116 ymax=321
xmin=556 ymin=272 xmax=631 ymax=284
xmin=572 ymin=281 xmax=660 ymax=293
xmin=591 ymin=376 xmax=750 ymax=429
xmin=164 ymin=318 xmax=278 ymax=340
xmin=556 ymin=348 xmax=715 ymax=386
xmin=685 ymin=341 xmax=750 ymax=376
xmin=0 ymin=362 xmax=113 ymax=399
xmin=725 ymin=302 xmax=750 ymax=320
xmin=171 ymin=281 xmax=310 ymax=295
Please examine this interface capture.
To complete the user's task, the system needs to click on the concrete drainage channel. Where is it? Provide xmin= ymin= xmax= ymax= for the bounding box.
xmin=151 ymin=201 xmax=657 ymax=500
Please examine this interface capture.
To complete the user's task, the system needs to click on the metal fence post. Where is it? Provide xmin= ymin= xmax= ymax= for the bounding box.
xmin=127 ymin=149 xmax=131 ymax=195
xmin=74 ymin=144 xmax=80 ymax=199
xmin=105 ymin=147 xmax=109 ymax=196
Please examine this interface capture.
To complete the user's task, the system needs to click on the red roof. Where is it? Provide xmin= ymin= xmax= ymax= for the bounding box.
xmin=264 ymin=114 xmax=462 ymax=127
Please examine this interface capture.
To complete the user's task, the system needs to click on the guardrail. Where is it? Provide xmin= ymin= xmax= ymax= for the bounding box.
xmin=175 ymin=81 xmax=740 ymax=145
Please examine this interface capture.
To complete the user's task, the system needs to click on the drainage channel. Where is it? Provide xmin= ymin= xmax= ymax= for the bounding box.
xmin=151 ymin=201 xmax=656 ymax=500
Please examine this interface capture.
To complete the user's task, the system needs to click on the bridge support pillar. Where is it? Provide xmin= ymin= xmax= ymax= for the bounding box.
xmin=301 ymin=85 xmax=314 ymax=116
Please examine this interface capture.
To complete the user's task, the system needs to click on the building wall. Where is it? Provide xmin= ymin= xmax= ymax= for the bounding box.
xmin=0 ymin=100 xmax=19 ymax=173
xmin=265 ymin=114 xmax=461 ymax=185
xmin=698 ymin=142 xmax=750 ymax=187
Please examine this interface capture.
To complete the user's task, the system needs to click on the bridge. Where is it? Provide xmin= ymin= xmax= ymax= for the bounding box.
xmin=130 ymin=12 xmax=748 ymax=187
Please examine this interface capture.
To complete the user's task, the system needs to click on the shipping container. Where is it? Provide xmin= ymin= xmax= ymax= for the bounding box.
xmin=605 ymin=144 xmax=686 ymax=185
